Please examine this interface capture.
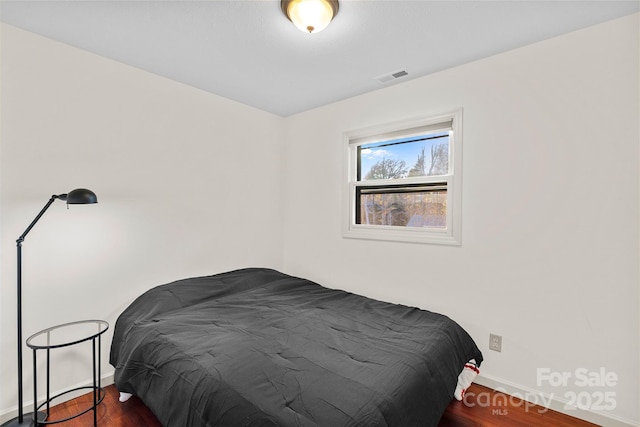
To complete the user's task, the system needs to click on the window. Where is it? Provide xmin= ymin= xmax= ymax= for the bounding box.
xmin=343 ymin=109 xmax=462 ymax=245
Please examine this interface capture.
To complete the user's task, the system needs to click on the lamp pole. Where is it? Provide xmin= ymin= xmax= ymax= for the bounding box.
xmin=2 ymin=190 xmax=97 ymax=427
xmin=15 ymin=195 xmax=58 ymax=425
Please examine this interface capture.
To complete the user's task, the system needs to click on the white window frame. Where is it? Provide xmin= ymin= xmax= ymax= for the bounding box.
xmin=343 ymin=108 xmax=463 ymax=245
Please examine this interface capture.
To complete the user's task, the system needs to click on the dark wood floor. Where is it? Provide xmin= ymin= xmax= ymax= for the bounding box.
xmin=44 ymin=383 xmax=599 ymax=426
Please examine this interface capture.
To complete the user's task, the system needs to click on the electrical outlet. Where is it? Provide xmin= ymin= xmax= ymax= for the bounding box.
xmin=489 ymin=333 xmax=502 ymax=352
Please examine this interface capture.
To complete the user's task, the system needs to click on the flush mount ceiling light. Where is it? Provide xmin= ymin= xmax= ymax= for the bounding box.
xmin=281 ymin=0 xmax=339 ymax=34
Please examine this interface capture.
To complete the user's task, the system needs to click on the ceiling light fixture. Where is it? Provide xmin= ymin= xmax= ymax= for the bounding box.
xmin=281 ymin=0 xmax=339 ymax=34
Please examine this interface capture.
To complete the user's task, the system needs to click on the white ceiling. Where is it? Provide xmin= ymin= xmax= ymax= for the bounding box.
xmin=1 ymin=0 xmax=638 ymax=117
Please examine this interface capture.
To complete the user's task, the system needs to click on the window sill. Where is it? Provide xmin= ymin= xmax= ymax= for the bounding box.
xmin=343 ymin=224 xmax=461 ymax=246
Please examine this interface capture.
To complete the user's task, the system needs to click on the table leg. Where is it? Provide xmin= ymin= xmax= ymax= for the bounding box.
xmin=98 ymin=334 xmax=102 ymax=392
xmin=46 ymin=348 xmax=50 ymax=417
xmin=92 ymin=338 xmax=97 ymax=427
xmin=32 ymin=349 xmax=38 ymax=427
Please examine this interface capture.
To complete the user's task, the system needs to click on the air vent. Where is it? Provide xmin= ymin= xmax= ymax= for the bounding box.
xmin=375 ymin=69 xmax=408 ymax=83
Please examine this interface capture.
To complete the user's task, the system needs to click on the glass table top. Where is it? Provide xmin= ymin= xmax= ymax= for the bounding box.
xmin=26 ymin=320 xmax=109 ymax=349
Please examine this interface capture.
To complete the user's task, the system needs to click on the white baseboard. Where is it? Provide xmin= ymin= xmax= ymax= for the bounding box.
xmin=0 ymin=371 xmax=115 ymax=424
xmin=474 ymin=374 xmax=638 ymax=427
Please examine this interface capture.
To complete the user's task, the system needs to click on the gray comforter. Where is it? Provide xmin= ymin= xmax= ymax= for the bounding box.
xmin=110 ymin=268 xmax=482 ymax=426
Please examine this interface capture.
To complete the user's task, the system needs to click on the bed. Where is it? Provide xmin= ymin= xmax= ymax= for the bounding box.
xmin=109 ymin=268 xmax=482 ymax=426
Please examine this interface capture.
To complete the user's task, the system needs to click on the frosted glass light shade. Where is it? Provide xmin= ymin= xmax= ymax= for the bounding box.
xmin=282 ymin=0 xmax=339 ymax=34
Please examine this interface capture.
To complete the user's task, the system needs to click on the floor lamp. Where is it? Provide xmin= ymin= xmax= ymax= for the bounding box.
xmin=2 ymin=189 xmax=98 ymax=427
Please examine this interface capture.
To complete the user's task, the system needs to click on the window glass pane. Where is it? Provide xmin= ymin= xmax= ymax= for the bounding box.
xmin=358 ymin=132 xmax=449 ymax=181
xmin=357 ymin=188 xmax=447 ymax=228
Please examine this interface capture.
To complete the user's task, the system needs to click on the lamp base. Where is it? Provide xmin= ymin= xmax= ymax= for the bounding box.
xmin=0 ymin=412 xmax=47 ymax=427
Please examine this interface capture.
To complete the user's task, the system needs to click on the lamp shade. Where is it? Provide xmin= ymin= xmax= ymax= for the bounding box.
xmin=65 ymin=188 xmax=98 ymax=204
xmin=282 ymin=0 xmax=338 ymax=34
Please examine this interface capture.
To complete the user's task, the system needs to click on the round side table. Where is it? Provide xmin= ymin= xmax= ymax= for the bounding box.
xmin=26 ymin=320 xmax=109 ymax=426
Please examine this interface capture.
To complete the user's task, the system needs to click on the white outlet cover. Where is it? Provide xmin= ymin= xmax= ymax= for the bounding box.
xmin=489 ymin=333 xmax=502 ymax=352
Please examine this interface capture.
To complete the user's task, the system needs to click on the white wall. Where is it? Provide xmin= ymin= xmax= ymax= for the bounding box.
xmin=0 ymin=24 xmax=285 ymax=420
xmin=282 ymin=14 xmax=639 ymax=426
